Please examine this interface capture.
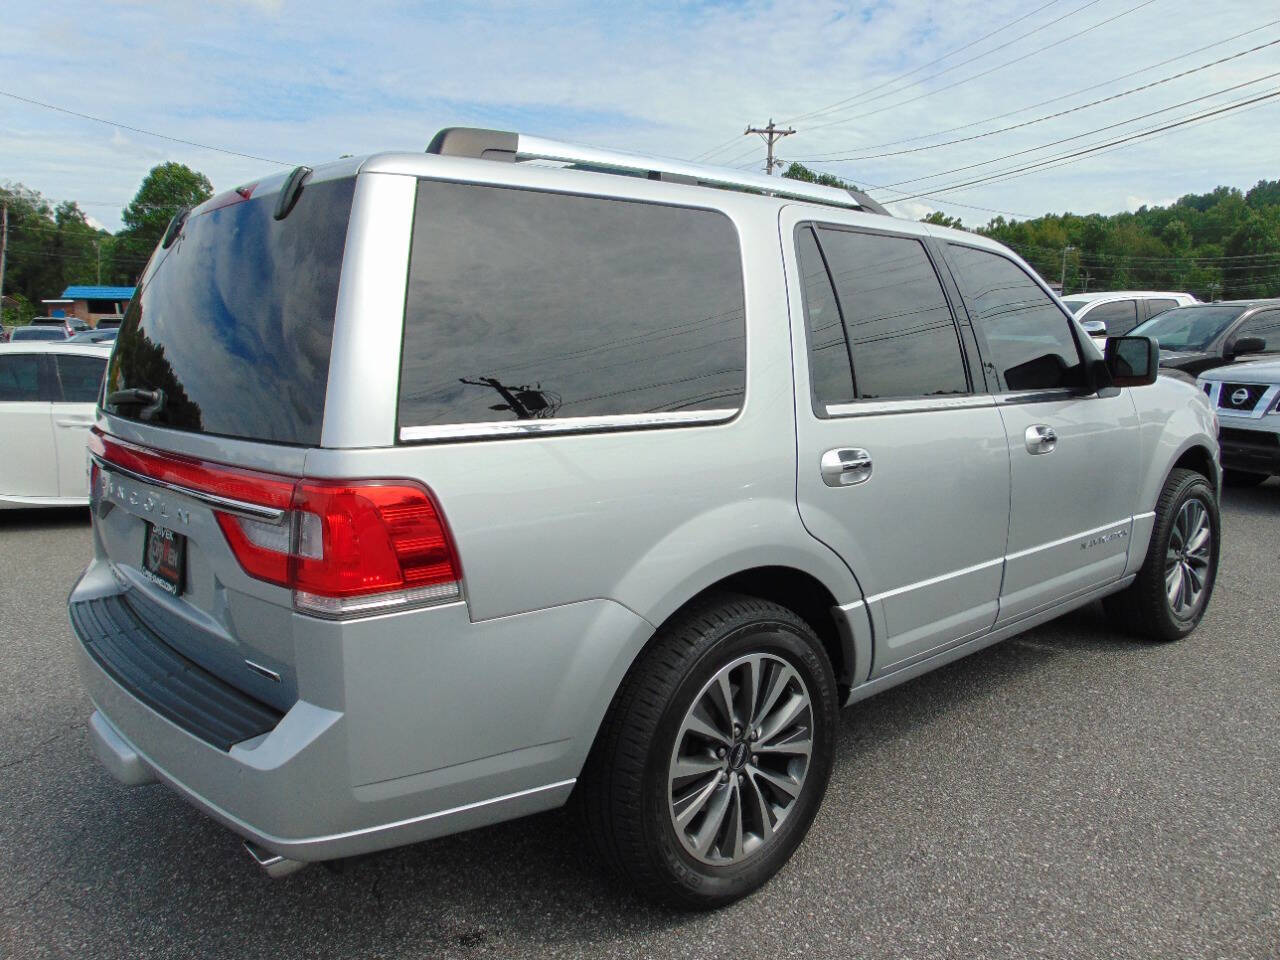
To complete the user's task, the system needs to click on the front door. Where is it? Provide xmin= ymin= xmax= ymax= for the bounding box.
xmin=784 ymin=213 xmax=1011 ymax=678
xmin=941 ymin=242 xmax=1140 ymax=623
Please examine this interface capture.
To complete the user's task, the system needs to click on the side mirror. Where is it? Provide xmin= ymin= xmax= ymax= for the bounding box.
xmin=1104 ymin=335 xmax=1159 ymax=387
xmin=1226 ymin=335 xmax=1265 ymax=359
xmin=1081 ymin=319 xmax=1107 ymax=338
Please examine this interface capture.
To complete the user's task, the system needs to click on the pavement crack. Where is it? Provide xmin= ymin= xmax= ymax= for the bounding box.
xmin=0 ymin=722 xmax=80 ymax=771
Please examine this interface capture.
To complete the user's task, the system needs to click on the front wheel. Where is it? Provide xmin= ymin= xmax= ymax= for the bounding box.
xmin=1104 ymin=468 xmax=1220 ymax=641
xmin=580 ymin=593 xmax=838 ymax=909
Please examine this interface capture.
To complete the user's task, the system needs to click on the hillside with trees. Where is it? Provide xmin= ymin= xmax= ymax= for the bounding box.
xmin=785 ymin=162 xmax=1280 ymax=300
xmin=1 ymin=162 xmax=211 ymax=325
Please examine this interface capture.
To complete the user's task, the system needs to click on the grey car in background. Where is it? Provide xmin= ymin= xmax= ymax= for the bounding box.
xmin=70 ymin=128 xmax=1222 ymax=908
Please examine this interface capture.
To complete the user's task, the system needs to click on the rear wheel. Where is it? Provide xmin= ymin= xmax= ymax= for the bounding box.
xmin=1223 ymin=469 xmax=1269 ymax=488
xmin=1104 ymin=468 xmax=1219 ymax=641
xmin=580 ymin=593 xmax=837 ymax=909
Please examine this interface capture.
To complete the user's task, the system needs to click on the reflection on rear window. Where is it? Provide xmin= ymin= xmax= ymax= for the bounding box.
xmin=107 ymin=177 xmax=355 ymax=446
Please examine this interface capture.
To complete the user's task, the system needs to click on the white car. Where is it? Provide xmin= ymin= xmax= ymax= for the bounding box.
xmin=1198 ymin=357 xmax=1280 ymax=486
xmin=0 ymin=342 xmax=111 ymax=508
xmin=1062 ymin=291 xmax=1199 ymax=338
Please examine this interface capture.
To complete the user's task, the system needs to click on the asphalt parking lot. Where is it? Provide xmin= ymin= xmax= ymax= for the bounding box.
xmin=2 ymin=486 xmax=1277 ymax=960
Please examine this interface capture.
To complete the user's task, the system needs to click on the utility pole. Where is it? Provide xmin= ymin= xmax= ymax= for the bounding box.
xmin=1061 ymin=245 xmax=1074 ymax=293
xmin=744 ymin=119 xmax=795 ymax=176
xmin=0 ymin=203 xmax=8 ymax=324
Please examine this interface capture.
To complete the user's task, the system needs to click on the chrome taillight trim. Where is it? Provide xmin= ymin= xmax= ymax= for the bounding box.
xmin=90 ymin=454 xmax=288 ymax=523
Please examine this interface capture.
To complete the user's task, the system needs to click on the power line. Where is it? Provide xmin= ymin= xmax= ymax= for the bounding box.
xmin=800 ymin=0 xmax=1161 ymax=136
xmin=874 ymin=71 xmax=1280 ymax=191
xmin=0 ymin=88 xmax=293 ymax=166
xmin=891 ymin=87 xmax=1280 ymax=202
xmin=784 ymin=0 xmax=1095 ymax=126
xmin=790 ymin=36 xmax=1280 ymax=163
xmin=793 ymin=19 xmax=1280 ymax=159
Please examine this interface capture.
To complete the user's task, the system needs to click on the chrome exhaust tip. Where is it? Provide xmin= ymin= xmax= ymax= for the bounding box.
xmin=243 ymin=840 xmax=307 ymax=879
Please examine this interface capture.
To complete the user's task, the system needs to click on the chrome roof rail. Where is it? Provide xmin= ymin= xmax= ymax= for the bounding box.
xmin=425 ymin=127 xmax=889 ymax=214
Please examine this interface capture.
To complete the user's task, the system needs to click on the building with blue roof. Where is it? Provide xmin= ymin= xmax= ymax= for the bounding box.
xmin=41 ymin=285 xmax=135 ymax=327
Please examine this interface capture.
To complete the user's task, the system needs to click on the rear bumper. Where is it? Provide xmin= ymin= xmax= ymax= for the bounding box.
xmin=1218 ymin=423 xmax=1280 ymax=474
xmin=71 ymin=559 xmax=653 ymax=863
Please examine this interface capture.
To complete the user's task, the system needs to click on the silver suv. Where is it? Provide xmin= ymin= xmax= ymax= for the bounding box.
xmin=71 ymin=128 xmax=1222 ymax=908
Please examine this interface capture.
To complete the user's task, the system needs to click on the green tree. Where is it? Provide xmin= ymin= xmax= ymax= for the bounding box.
xmin=781 ymin=162 xmax=859 ymax=190
xmin=112 ymin=162 xmax=213 ymax=281
xmin=921 ymin=211 xmax=965 ymax=229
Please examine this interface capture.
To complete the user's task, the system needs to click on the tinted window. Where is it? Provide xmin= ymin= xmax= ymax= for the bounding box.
xmin=947 ymin=244 xmax=1084 ymax=391
xmin=107 ymin=177 xmax=355 ymax=446
xmin=54 ymin=354 xmax=107 ymax=403
xmin=796 ymin=227 xmax=855 ymax=406
xmin=11 ymin=327 xmax=67 ymax=342
xmin=1234 ymin=310 xmax=1280 ymax=352
xmin=1086 ymin=299 xmax=1138 ymax=335
xmin=1131 ymin=305 xmax=1245 ymax=351
xmin=0 ymin=355 xmax=43 ymax=401
xmin=1145 ymin=298 xmax=1177 ymax=317
xmin=398 ymin=182 xmax=745 ymax=429
xmin=1061 ymin=299 xmax=1087 ymax=313
xmin=816 ymin=228 xmax=968 ymax=399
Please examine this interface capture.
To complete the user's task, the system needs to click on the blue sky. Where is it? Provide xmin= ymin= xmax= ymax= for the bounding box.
xmin=3 ymin=0 xmax=1279 ymax=231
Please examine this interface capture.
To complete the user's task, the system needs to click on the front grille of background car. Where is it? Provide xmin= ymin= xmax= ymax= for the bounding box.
xmin=1220 ymin=427 xmax=1280 ymax=448
xmin=1217 ymin=383 xmax=1269 ymax=412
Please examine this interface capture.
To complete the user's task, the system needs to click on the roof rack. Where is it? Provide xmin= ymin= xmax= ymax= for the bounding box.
xmin=425 ymin=127 xmax=889 ymax=215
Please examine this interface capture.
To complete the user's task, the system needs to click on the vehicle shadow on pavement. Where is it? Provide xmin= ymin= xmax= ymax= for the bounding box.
xmin=0 ymin=506 xmax=90 ymax=531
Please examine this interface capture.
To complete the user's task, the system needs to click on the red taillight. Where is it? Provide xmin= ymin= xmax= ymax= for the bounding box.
xmin=90 ymin=429 xmax=461 ymax=617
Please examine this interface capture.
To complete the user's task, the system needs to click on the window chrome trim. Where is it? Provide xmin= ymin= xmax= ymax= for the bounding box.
xmin=824 ymin=395 xmax=996 ymax=418
xmin=90 ymin=454 xmax=287 ymax=523
xmin=398 ymin=408 xmax=738 ymax=443
xmin=996 ymin=388 xmax=1094 ymax=406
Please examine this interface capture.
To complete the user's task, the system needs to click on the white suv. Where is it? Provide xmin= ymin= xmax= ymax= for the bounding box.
xmin=1062 ymin=291 xmax=1198 ymax=338
xmin=1199 ymin=357 xmax=1280 ymax=486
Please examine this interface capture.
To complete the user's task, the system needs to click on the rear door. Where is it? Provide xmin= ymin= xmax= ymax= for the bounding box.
xmin=784 ymin=212 xmax=1011 ymax=677
xmin=0 ymin=352 xmax=57 ymax=499
xmin=50 ymin=352 xmax=107 ymax=498
xmin=942 ymin=242 xmax=1140 ymax=623
xmin=1085 ymin=299 xmax=1140 ymax=336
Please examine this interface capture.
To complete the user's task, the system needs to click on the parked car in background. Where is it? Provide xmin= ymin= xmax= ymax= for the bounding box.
xmin=30 ymin=315 xmax=89 ymax=337
xmin=1198 ymin=357 xmax=1280 ymax=486
xmin=10 ymin=325 xmax=71 ymax=342
xmin=70 ymin=130 xmax=1220 ymax=909
xmin=1061 ymin=291 xmax=1198 ymax=338
xmin=1130 ymin=299 xmax=1280 ymax=379
xmin=65 ymin=328 xmax=119 ymax=344
xmin=0 ymin=341 xmax=110 ymax=508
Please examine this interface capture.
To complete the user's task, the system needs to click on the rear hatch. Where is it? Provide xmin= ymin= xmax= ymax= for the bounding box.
xmin=89 ymin=171 xmax=356 ymax=712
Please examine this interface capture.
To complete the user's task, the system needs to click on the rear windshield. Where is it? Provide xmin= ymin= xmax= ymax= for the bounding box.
xmin=106 ymin=176 xmax=355 ymax=446
xmin=12 ymin=327 xmax=67 ymax=341
xmin=1131 ymin=305 xmax=1245 ymax=352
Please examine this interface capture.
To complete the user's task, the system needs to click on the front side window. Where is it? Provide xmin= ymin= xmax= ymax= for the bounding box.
xmin=1086 ymin=299 xmax=1139 ymax=335
xmin=53 ymin=354 xmax=107 ymax=403
xmin=1131 ymin=305 xmax=1245 ymax=351
xmin=815 ymin=227 xmax=969 ymax=400
xmin=947 ymin=244 xmax=1084 ymax=392
xmin=1234 ymin=310 xmax=1280 ymax=353
xmin=0 ymin=355 xmax=44 ymax=402
xmin=398 ymin=182 xmax=746 ymax=431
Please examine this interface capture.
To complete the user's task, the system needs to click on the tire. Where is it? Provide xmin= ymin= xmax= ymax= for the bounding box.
xmin=1223 ymin=469 xmax=1269 ymax=488
xmin=579 ymin=592 xmax=838 ymax=909
xmin=1104 ymin=468 xmax=1220 ymax=642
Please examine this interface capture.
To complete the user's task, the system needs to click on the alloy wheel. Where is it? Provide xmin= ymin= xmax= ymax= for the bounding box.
xmin=1165 ymin=497 xmax=1213 ymax=619
xmin=667 ymin=653 xmax=813 ymax=865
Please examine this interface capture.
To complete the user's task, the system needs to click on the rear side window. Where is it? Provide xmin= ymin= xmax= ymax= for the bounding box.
xmin=0 ymin=355 xmax=44 ymax=401
xmin=1086 ymin=299 xmax=1138 ymax=335
xmin=815 ymin=227 xmax=969 ymax=400
xmin=53 ymin=354 xmax=107 ymax=403
xmin=398 ymin=182 xmax=745 ymax=432
xmin=947 ymin=244 xmax=1084 ymax=392
xmin=796 ymin=227 xmax=855 ymax=406
xmin=1146 ymin=298 xmax=1177 ymax=317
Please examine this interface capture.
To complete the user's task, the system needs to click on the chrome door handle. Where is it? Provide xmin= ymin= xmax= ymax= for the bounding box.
xmin=820 ymin=448 xmax=873 ymax=487
xmin=1025 ymin=424 xmax=1057 ymax=454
